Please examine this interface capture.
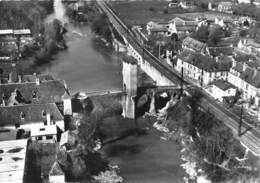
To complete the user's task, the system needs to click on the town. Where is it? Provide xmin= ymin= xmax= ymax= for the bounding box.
xmin=0 ymin=0 xmax=260 ymax=183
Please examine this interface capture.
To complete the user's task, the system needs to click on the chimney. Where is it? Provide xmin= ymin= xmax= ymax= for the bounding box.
xmin=36 ymin=78 xmax=40 ymax=85
xmin=46 ymin=112 xmax=51 ymax=126
xmin=243 ymin=62 xmax=247 ymax=71
xmin=18 ymin=75 xmax=22 ymax=83
xmin=253 ymin=68 xmax=258 ymax=79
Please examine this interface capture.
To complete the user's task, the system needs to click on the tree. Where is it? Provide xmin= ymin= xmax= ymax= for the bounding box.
xmin=207 ymin=26 xmax=223 ymax=46
xmin=193 ymin=25 xmax=209 ymax=43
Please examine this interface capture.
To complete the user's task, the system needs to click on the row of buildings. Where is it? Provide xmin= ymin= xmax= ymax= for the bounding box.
xmin=175 ymin=36 xmax=260 ymax=111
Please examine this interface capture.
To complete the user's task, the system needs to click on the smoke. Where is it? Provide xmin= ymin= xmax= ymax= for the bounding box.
xmin=45 ymin=0 xmax=68 ymax=23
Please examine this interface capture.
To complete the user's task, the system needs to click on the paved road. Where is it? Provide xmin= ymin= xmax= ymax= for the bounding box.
xmin=96 ymin=0 xmax=260 ymax=156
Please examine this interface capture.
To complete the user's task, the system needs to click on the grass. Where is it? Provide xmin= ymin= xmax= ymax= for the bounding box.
xmin=110 ymin=1 xmax=204 ymax=26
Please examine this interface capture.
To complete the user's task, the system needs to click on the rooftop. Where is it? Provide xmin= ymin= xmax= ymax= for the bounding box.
xmin=31 ymin=125 xmax=57 ymax=137
xmin=0 ymin=103 xmax=63 ymax=127
xmin=0 ymin=80 xmax=67 ymax=105
xmin=0 ymin=30 xmax=13 ymax=35
xmin=13 ymin=29 xmax=31 ymax=35
xmin=178 ymin=49 xmax=232 ymax=72
xmin=0 ymin=139 xmax=28 ymax=183
xmin=213 ymin=79 xmax=236 ymax=91
xmin=182 ymin=37 xmax=207 ymax=53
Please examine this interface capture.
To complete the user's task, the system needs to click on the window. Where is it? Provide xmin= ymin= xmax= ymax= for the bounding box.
xmin=42 ymin=111 xmax=46 ymax=118
xmin=37 ymin=136 xmax=42 ymax=141
xmin=20 ymin=112 xmax=25 ymax=120
xmin=46 ymin=135 xmax=53 ymax=140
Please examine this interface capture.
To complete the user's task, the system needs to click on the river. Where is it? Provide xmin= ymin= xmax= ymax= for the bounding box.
xmin=43 ymin=24 xmax=122 ymax=94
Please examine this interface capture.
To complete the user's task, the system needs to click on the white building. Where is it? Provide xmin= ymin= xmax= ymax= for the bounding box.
xmin=218 ymin=1 xmax=235 ymax=14
xmin=211 ymin=80 xmax=236 ymax=102
xmin=228 ymin=61 xmax=260 ymax=106
xmin=31 ymin=124 xmax=57 ymax=143
xmin=176 ymin=50 xmax=231 ymax=86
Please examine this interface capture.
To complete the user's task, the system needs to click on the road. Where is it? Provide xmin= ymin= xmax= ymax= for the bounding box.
xmin=96 ymin=0 xmax=260 ymax=156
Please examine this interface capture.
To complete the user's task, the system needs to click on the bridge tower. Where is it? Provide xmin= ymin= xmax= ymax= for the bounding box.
xmin=122 ymin=56 xmax=138 ymax=119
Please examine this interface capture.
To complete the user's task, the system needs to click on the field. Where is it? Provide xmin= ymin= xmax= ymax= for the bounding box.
xmin=110 ymin=1 xmax=204 ymax=26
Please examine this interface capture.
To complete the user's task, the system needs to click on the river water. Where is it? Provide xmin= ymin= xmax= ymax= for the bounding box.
xmin=43 ymin=24 xmax=122 ymax=94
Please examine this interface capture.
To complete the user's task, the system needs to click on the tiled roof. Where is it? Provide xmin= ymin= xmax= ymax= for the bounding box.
xmin=182 ymin=37 xmax=207 ymax=53
xmin=0 ymin=80 xmax=67 ymax=105
xmin=208 ymin=47 xmax=234 ymax=57
xmin=0 ymin=103 xmax=63 ymax=126
xmin=213 ymin=79 xmax=236 ymax=91
xmin=178 ymin=50 xmax=232 ymax=72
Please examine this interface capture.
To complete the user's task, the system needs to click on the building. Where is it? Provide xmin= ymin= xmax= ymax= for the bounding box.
xmin=237 ymin=39 xmax=260 ymax=57
xmin=211 ymin=79 xmax=236 ymax=102
xmin=179 ymin=0 xmax=195 ymax=9
xmin=59 ymin=130 xmax=78 ymax=151
xmin=0 ymin=103 xmax=64 ymax=131
xmin=238 ymin=0 xmax=260 ymax=5
xmin=0 ymin=139 xmax=28 ymax=183
xmin=228 ymin=61 xmax=260 ymax=106
xmin=0 ymin=78 xmax=68 ymax=106
xmin=182 ymin=37 xmax=209 ymax=55
xmin=146 ymin=21 xmax=169 ymax=36
xmin=176 ymin=50 xmax=232 ymax=86
xmin=31 ymin=124 xmax=57 ymax=143
xmin=168 ymin=17 xmax=198 ymax=37
xmin=218 ymin=2 xmax=235 ymax=14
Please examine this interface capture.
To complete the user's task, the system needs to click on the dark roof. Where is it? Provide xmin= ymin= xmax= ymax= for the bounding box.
xmin=208 ymin=47 xmax=234 ymax=57
xmin=182 ymin=37 xmax=207 ymax=53
xmin=178 ymin=50 xmax=232 ymax=72
xmin=213 ymin=80 xmax=236 ymax=91
xmin=0 ymin=80 xmax=67 ymax=105
xmin=0 ymin=103 xmax=63 ymax=126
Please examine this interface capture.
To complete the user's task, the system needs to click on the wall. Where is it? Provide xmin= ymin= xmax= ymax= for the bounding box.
xmin=127 ymin=43 xmax=174 ymax=86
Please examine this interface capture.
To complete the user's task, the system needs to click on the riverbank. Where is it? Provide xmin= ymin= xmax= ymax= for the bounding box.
xmin=100 ymin=115 xmax=185 ymax=183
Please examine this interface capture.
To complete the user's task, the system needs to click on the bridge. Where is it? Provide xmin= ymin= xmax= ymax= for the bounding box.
xmin=96 ymin=0 xmax=260 ymax=156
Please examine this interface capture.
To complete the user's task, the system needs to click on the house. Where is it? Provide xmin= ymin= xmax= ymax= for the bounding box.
xmin=49 ymin=161 xmax=65 ymax=183
xmin=0 ymin=29 xmax=14 ymax=39
xmin=237 ymin=39 xmax=260 ymax=57
xmin=182 ymin=37 xmax=209 ymax=55
xmin=146 ymin=21 xmax=170 ymax=36
xmin=31 ymin=124 xmax=58 ymax=143
xmin=228 ymin=61 xmax=260 ymax=106
xmin=179 ymin=0 xmax=195 ymax=9
xmin=0 ymin=78 xmax=68 ymax=106
xmin=59 ymin=130 xmax=78 ymax=151
xmin=211 ymin=79 xmax=236 ymax=102
xmin=168 ymin=17 xmax=198 ymax=37
xmin=176 ymin=50 xmax=232 ymax=86
xmin=13 ymin=29 xmax=31 ymax=37
xmin=218 ymin=2 xmax=235 ymax=14
xmin=0 ymin=103 xmax=64 ymax=131
xmin=0 ymin=139 xmax=28 ymax=183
